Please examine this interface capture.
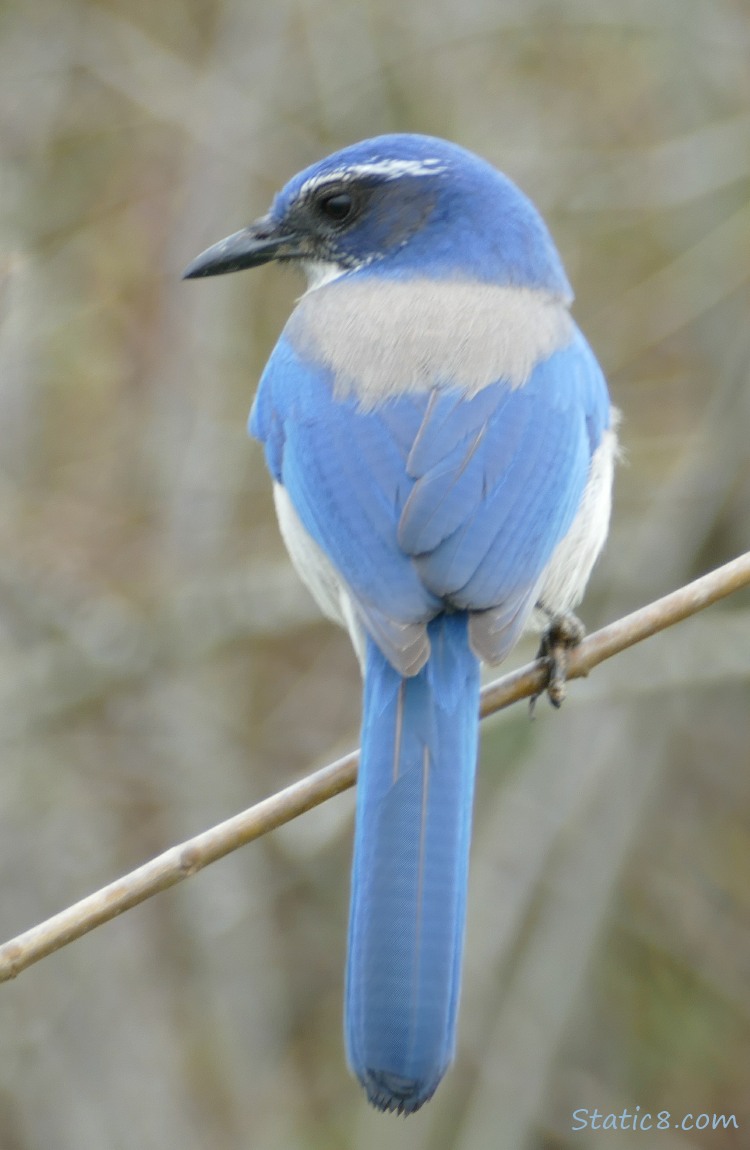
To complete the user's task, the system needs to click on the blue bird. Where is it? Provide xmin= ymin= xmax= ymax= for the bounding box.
xmin=184 ymin=134 xmax=617 ymax=1114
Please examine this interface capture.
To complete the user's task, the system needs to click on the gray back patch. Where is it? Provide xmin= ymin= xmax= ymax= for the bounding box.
xmin=286 ymin=278 xmax=573 ymax=409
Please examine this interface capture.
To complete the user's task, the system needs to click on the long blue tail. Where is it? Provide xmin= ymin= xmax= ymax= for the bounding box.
xmin=345 ymin=613 xmax=480 ymax=1114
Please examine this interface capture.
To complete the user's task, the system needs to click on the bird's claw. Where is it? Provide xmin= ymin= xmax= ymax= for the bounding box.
xmin=530 ymin=611 xmax=585 ymax=714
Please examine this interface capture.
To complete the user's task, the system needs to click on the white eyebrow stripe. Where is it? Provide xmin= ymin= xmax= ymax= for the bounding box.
xmin=300 ymin=158 xmax=447 ymax=195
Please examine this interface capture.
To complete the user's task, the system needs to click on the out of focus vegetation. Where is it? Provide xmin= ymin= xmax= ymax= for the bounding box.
xmin=0 ymin=1 xmax=749 ymax=1147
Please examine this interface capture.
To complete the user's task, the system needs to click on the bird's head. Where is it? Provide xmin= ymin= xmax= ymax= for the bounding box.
xmin=184 ymin=134 xmax=571 ymax=298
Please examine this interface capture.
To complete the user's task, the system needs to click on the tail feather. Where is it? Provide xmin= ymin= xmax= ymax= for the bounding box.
xmin=345 ymin=613 xmax=480 ymax=1113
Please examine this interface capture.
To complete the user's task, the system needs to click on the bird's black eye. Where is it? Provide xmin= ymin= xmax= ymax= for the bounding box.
xmin=317 ymin=190 xmax=356 ymax=224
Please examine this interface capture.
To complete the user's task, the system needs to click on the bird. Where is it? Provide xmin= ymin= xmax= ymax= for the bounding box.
xmin=184 ymin=134 xmax=617 ymax=1115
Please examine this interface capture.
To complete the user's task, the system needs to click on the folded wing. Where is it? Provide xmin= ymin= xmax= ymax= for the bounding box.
xmin=250 ymin=326 xmax=610 ymax=670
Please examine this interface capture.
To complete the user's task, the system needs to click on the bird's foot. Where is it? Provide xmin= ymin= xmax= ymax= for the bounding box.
xmin=530 ymin=611 xmax=585 ymax=714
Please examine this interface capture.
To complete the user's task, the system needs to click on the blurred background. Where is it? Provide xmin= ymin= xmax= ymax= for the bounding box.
xmin=0 ymin=0 xmax=749 ymax=1146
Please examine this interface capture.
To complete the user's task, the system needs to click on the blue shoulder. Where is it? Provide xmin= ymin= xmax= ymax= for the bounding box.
xmin=249 ymin=336 xmax=297 ymax=482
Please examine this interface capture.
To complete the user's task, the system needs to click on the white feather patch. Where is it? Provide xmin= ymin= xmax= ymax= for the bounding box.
xmin=299 ymin=159 xmax=447 ymax=200
xmin=273 ymin=483 xmax=360 ymax=644
xmin=286 ymin=279 xmax=573 ymax=410
xmin=534 ymin=422 xmax=620 ymax=620
xmin=300 ymin=259 xmax=349 ymax=292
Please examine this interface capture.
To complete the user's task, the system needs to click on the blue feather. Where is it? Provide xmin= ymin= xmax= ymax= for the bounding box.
xmin=346 ymin=614 xmax=480 ymax=1113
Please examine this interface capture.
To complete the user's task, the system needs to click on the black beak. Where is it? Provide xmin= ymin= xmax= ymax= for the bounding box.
xmin=182 ymin=215 xmax=302 ymax=279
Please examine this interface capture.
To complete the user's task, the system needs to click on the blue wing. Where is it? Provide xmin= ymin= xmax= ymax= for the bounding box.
xmin=250 ymin=325 xmax=610 ymax=664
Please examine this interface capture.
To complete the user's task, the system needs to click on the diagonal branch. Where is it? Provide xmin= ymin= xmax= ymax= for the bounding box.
xmin=1 ymin=550 xmax=749 ymax=984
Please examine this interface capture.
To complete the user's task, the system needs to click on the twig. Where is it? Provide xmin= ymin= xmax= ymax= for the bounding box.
xmin=1 ymin=551 xmax=749 ymax=983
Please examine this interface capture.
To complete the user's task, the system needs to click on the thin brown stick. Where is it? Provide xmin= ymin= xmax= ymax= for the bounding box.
xmin=1 ymin=550 xmax=749 ymax=983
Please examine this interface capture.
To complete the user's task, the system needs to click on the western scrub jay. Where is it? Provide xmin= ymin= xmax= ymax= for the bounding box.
xmin=184 ymin=134 xmax=617 ymax=1115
